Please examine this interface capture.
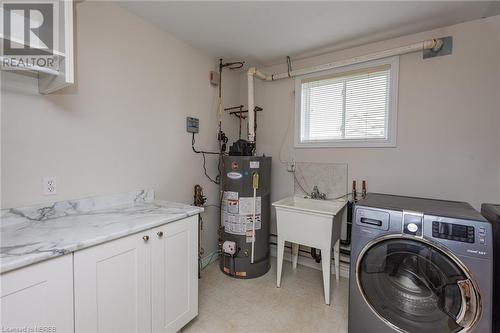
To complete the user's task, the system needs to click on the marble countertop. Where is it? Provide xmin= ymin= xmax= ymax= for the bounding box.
xmin=0 ymin=190 xmax=204 ymax=273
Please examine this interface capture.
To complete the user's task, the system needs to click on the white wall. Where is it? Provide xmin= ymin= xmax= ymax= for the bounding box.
xmin=243 ymin=15 xmax=500 ymax=233
xmin=0 ymin=1 xmax=239 ymax=258
xmin=2 ymin=3 xmax=499 ymax=255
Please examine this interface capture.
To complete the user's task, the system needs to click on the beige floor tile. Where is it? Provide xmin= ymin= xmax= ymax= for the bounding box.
xmin=182 ymin=259 xmax=349 ymax=333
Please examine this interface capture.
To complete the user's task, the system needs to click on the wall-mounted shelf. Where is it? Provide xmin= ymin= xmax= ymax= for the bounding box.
xmin=0 ymin=0 xmax=74 ymax=94
xmin=225 ymin=105 xmax=263 ymax=120
xmin=225 ymin=105 xmax=263 ymax=139
xmin=0 ymin=34 xmax=67 ymax=57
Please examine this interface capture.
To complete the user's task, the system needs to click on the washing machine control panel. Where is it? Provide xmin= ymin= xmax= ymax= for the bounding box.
xmin=432 ymin=221 xmax=475 ymax=243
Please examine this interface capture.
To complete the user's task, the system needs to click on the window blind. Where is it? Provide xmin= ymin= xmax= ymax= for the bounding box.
xmin=300 ymin=67 xmax=390 ymax=143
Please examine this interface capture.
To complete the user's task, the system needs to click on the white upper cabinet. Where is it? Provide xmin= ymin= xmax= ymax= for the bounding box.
xmin=39 ymin=0 xmax=74 ymax=94
xmin=0 ymin=0 xmax=74 ymax=94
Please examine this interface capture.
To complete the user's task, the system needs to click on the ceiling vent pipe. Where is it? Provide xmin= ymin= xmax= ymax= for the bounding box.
xmin=246 ymin=38 xmax=445 ymax=144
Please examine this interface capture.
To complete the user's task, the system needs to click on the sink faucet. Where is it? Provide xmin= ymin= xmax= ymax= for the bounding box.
xmin=310 ymin=186 xmax=326 ymax=200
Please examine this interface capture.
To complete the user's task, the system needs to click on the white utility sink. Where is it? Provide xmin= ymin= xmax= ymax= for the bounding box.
xmin=272 ymin=196 xmax=346 ymax=305
xmin=273 ymin=196 xmax=346 ymax=216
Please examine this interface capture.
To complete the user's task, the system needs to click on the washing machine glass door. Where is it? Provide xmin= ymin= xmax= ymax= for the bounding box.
xmin=357 ymin=237 xmax=480 ymax=333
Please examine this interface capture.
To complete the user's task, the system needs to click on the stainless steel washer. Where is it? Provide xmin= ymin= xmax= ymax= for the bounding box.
xmin=349 ymin=193 xmax=492 ymax=333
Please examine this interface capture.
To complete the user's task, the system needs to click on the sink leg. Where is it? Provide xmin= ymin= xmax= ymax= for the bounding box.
xmin=291 ymin=243 xmax=299 ymax=269
xmin=321 ymin=246 xmax=331 ymax=305
xmin=334 ymin=240 xmax=340 ymax=282
xmin=277 ymin=237 xmax=285 ymax=288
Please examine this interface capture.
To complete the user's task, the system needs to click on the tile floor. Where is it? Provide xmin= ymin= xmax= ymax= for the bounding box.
xmin=182 ymin=259 xmax=349 ymax=333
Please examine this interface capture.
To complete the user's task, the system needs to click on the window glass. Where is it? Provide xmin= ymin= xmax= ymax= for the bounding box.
xmin=296 ymin=58 xmax=398 ymax=147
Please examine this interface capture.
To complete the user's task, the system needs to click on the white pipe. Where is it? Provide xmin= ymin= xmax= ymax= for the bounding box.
xmin=250 ymin=186 xmax=257 ymax=264
xmin=266 ymin=39 xmax=441 ymax=81
xmin=247 ymin=68 xmax=255 ymax=142
xmin=254 ymin=69 xmax=267 ymax=81
xmin=245 ymin=38 xmax=443 ymax=143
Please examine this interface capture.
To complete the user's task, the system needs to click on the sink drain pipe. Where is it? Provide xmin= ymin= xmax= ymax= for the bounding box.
xmin=311 ymin=247 xmax=321 ymax=263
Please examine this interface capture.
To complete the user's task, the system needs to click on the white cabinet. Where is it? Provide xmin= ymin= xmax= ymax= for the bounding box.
xmin=74 ymin=216 xmax=198 ymax=333
xmin=74 ymin=231 xmax=151 ymax=333
xmin=0 ymin=255 xmax=74 ymax=333
xmin=0 ymin=0 xmax=74 ymax=93
xmin=38 ymin=0 xmax=74 ymax=94
xmin=152 ymin=216 xmax=198 ymax=332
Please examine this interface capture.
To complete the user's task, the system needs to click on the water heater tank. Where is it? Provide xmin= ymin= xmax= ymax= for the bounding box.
xmin=220 ymin=155 xmax=271 ymax=278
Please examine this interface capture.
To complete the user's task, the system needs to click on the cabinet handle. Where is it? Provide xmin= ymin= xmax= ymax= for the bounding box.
xmin=142 ymin=235 xmax=149 ymax=242
xmin=157 ymin=231 xmax=164 ymax=238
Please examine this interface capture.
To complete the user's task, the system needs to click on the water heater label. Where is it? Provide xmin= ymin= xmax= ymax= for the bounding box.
xmin=250 ymin=161 xmax=260 ymax=169
xmin=222 ymin=211 xmax=262 ymax=235
xmin=223 ymin=191 xmax=238 ymax=200
xmin=227 ymin=172 xmax=243 ymax=180
xmin=221 ymin=194 xmax=262 ymax=236
xmin=239 ymin=197 xmax=261 ymax=215
xmin=227 ymin=199 xmax=239 ymax=214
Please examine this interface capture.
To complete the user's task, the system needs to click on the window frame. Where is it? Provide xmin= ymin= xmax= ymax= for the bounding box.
xmin=294 ymin=56 xmax=399 ymax=148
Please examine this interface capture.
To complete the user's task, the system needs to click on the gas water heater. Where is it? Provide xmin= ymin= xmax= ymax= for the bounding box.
xmin=220 ymin=155 xmax=271 ymax=278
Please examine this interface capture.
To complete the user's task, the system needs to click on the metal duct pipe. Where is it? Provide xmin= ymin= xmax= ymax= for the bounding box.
xmin=246 ymin=38 xmax=444 ymax=143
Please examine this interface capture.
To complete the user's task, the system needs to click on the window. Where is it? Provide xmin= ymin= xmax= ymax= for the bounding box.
xmin=295 ymin=57 xmax=399 ymax=147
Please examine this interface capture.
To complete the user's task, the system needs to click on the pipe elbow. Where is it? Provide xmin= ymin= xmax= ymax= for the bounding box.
xmin=247 ymin=67 xmax=257 ymax=77
xmin=431 ymin=38 xmax=444 ymax=52
xmin=423 ymin=38 xmax=443 ymax=52
xmin=248 ymin=67 xmax=269 ymax=81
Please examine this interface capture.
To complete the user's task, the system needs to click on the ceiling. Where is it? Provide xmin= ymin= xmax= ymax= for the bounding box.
xmin=120 ymin=1 xmax=500 ymax=66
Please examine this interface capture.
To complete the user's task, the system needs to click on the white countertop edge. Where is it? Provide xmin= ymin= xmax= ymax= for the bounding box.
xmin=1 ymin=206 xmax=203 ymax=274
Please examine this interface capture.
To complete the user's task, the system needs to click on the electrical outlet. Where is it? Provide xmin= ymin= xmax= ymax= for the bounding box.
xmin=287 ymin=162 xmax=296 ymax=172
xmin=43 ymin=176 xmax=57 ymax=195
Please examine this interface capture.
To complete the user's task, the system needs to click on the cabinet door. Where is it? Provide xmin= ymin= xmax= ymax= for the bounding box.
xmin=151 ymin=216 xmax=198 ymax=333
xmin=0 ymin=255 xmax=74 ymax=333
xmin=74 ymin=232 xmax=151 ymax=333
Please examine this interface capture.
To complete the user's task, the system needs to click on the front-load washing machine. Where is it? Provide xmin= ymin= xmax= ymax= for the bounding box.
xmin=349 ymin=193 xmax=492 ymax=333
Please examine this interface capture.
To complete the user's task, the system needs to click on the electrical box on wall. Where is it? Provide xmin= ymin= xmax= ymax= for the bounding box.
xmin=209 ymin=71 xmax=219 ymax=86
xmin=186 ymin=117 xmax=200 ymax=133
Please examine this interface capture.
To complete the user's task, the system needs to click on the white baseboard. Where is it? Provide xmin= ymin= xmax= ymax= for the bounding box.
xmin=269 ymin=244 xmax=350 ymax=279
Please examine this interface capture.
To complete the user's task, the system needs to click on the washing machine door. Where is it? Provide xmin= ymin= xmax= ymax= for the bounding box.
xmin=356 ymin=236 xmax=480 ymax=333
